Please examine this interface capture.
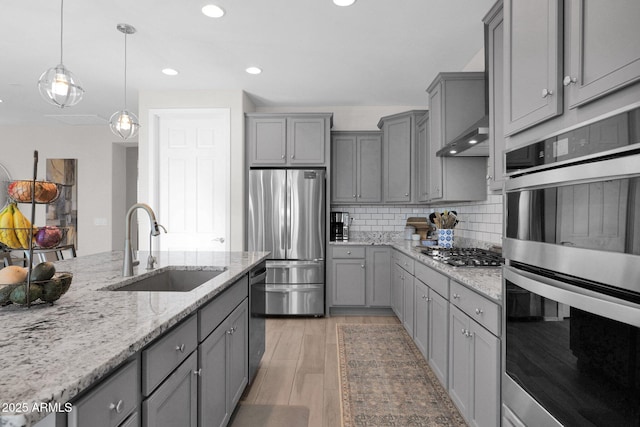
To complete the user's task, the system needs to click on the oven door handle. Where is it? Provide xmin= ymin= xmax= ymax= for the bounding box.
xmin=504 ymin=265 xmax=640 ymax=327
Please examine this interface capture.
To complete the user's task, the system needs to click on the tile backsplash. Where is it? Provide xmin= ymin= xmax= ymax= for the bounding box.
xmin=332 ymin=193 xmax=503 ymax=249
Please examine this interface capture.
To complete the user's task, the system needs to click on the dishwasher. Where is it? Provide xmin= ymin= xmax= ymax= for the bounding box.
xmin=248 ymin=262 xmax=266 ymax=383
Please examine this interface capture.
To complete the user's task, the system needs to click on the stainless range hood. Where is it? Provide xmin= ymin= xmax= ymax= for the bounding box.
xmin=436 ymin=116 xmax=489 ymax=157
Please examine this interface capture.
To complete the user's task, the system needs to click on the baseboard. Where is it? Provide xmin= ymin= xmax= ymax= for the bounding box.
xmin=329 ymin=306 xmax=395 ymax=316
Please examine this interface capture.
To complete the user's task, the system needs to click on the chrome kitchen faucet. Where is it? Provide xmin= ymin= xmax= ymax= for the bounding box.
xmin=123 ymin=203 xmax=165 ymax=276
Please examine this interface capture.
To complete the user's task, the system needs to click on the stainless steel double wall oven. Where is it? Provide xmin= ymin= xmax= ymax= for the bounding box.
xmin=502 ymin=106 xmax=640 ymax=426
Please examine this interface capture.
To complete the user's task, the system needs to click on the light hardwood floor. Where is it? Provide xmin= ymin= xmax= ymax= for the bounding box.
xmin=237 ymin=315 xmax=400 ymax=427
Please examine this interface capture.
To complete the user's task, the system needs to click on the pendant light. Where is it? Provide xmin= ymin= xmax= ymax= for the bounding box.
xmin=37 ymin=0 xmax=85 ymax=108
xmin=109 ymin=24 xmax=140 ymax=140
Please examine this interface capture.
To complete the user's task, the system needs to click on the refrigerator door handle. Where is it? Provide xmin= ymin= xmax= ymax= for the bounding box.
xmin=286 ymin=170 xmax=292 ymax=254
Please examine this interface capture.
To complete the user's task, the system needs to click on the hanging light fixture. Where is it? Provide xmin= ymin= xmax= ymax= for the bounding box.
xmin=109 ymin=24 xmax=140 ymax=140
xmin=38 ymin=0 xmax=85 ymax=108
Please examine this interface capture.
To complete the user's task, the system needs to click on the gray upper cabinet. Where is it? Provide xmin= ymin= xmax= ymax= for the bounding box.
xmin=246 ymin=113 xmax=332 ymax=166
xmin=503 ymin=0 xmax=563 ymax=136
xmin=426 ymin=73 xmax=487 ymax=202
xmin=485 ymin=3 xmax=505 ymax=191
xmin=331 ymin=131 xmax=383 ymax=204
xmin=378 ymin=110 xmax=427 ymax=203
xmin=565 ymin=0 xmax=640 ymax=108
xmin=416 ymin=113 xmax=430 ymax=202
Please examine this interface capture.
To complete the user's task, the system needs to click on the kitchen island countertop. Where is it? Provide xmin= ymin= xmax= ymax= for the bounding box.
xmin=331 ymin=240 xmax=502 ymax=301
xmin=0 ymin=250 xmax=269 ymax=426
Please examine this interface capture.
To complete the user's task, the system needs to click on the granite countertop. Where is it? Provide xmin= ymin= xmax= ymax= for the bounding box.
xmin=331 ymin=239 xmax=502 ymax=302
xmin=0 ymin=250 xmax=269 ymax=426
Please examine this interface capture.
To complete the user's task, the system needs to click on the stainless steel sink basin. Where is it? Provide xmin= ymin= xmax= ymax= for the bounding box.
xmin=111 ymin=268 xmax=227 ymax=292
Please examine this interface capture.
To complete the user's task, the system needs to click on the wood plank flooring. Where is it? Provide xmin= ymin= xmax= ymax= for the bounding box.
xmin=237 ymin=315 xmax=400 ymax=427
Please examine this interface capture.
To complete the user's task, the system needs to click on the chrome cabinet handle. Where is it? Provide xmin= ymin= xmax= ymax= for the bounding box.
xmin=347 ymin=251 xmax=351 ymax=255
xmin=357 ymin=194 xmax=361 ymax=198
xmin=475 ymin=308 xmax=484 ymax=315
xmin=281 ymin=154 xmax=285 ymax=159
xmin=109 ymin=400 xmax=124 ymax=414
xmin=176 ymin=344 xmax=185 ymax=353
xmin=361 ymin=264 xmax=365 ymax=268
xmin=542 ymin=88 xmax=553 ymax=98
xmin=212 ymin=237 xmax=225 ymax=243
xmin=563 ymin=76 xmax=577 ymax=86
xmin=352 ymin=195 xmax=356 ymax=198
xmin=291 ymin=154 xmax=295 ymax=159
xmin=405 ymin=193 xmax=409 ymax=197
xmin=193 ymin=369 xmax=202 ymax=376
xmin=465 ymin=331 xmax=474 ymax=338
xmin=452 ymin=293 xmax=460 ymax=299
xmin=460 ymin=328 xmax=466 ymax=335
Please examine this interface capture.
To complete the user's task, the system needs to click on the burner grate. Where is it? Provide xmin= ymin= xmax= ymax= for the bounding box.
xmin=420 ymin=248 xmax=503 ymax=267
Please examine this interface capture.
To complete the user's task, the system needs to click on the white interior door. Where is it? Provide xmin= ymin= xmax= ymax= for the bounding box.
xmin=155 ymin=109 xmax=230 ymax=251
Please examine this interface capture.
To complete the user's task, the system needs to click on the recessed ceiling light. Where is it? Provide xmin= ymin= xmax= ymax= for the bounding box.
xmin=333 ymin=0 xmax=356 ymax=6
xmin=449 ymin=150 xmax=457 ymax=154
xmin=469 ymin=139 xmax=478 ymax=144
xmin=202 ymin=4 xmax=225 ymax=18
xmin=162 ymin=68 xmax=179 ymax=76
xmin=246 ymin=67 xmax=262 ymax=75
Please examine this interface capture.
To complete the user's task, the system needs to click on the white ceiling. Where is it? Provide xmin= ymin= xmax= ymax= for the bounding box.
xmin=0 ymin=0 xmax=494 ymax=127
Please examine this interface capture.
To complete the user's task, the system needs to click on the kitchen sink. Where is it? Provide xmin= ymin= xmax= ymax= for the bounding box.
xmin=111 ymin=268 xmax=227 ymax=292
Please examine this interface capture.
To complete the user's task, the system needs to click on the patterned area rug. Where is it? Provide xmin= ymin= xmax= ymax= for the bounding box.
xmin=337 ymin=324 xmax=467 ymax=427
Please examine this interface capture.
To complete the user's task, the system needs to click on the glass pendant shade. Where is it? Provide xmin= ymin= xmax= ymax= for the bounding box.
xmin=109 ymin=110 xmax=140 ymax=139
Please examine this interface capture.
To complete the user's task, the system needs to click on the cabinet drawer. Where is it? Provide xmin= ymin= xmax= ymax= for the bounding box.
xmin=394 ymin=251 xmax=415 ymax=275
xmin=143 ymin=315 xmax=198 ymax=396
xmin=332 ymin=246 xmax=365 ymax=259
xmin=199 ymin=276 xmax=248 ymax=341
xmin=68 ymin=358 xmax=139 ymax=427
xmin=414 ymin=262 xmax=448 ymax=298
xmin=450 ymin=281 xmax=500 ymax=336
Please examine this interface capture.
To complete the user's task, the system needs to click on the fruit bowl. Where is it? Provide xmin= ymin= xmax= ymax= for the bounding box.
xmin=0 ymin=226 xmax=68 ymax=250
xmin=0 ymin=272 xmax=73 ymax=306
xmin=7 ymin=180 xmax=61 ymax=204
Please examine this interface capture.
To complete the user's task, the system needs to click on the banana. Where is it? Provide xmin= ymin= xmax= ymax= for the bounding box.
xmin=12 ymin=204 xmax=34 ymax=249
xmin=0 ymin=204 xmax=21 ymax=249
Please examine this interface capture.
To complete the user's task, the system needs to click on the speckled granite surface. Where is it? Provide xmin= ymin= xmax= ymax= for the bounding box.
xmin=331 ymin=239 xmax=502 ymax=302
xmin=0 ymin=250 xmax=269 ymax=426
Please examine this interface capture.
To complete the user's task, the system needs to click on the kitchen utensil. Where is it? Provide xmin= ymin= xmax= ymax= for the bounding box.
xmin=404 ymin=226 xmax=416 ymax=240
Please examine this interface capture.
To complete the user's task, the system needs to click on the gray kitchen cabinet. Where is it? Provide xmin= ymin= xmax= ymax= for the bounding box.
xmin=329 ymin=246 xmax=390 ymax=308
xmin=402 ymin=274 xmax=415 ymax=338
xmin=503 ymin=0 xmax=563 ymax=135
xmin=246 ymin=113 xmax=332 ymax=166
xmin=391 ymin=262 xmax=404 ymax=319
xmin=565 ymin=0 xmax=640 ymax=108
xmin=413 ymin=279 xmax=430 ymax=358
xmin=428 ymin=290 xmax=449 ymax=389
xmin=448 ymin=305 xmax=500 ymax=427
xmin=331 ymin=131 xmax=382 ymax=204
xmin=143 ymin=352 xmax=198 ymax=427
xmin=378 ymin=110 xmax=427 ymax=203
xmin=199 ymin=300 xmax=249 ymax=427
xmin=392 ymin=250 xmax=415 ymax=337
xmin=416 ymin=113 xmax=430 ymax=202
xmin=484 ymin=3 xmax=505 ymax=192
xmin=426 ymin=73 xmax=487 ymax=202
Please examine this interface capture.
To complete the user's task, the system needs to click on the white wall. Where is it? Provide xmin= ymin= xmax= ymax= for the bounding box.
xmin=137 ymin=90 xmax=255 ymax=251
xmin=0 ymin=125 xmax=123 ymax=255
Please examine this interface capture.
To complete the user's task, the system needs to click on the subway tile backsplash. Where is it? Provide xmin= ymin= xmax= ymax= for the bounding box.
xmin=332 ymin=193 xmax=503 ymax=249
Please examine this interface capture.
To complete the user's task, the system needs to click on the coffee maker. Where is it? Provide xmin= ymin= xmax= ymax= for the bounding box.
xmin=330 ymin=212 xmax=350 ymax=242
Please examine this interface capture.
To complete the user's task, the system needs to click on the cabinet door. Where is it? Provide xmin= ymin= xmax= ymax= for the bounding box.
xmin=199 ymin=316 xmax=230 ymax=427
xmin=567 ymin=0 xmax=640 ymax=108
xmin=487 ymin=7 xmax=505 ymax=192
xmin=383 ymin=116 xmax=412 ymax=202
xmin=332 ymin=259 xmax=366 ymax=306
xmin=247 ymin=117 xmax=287 ymax=165
xmin=402 ymin=274 xmax=415 ymax=338
xmin=428 ymin=84 xmax=443 ymax=200
xmin=357 ymin=134 xmax=383 ymax=203
xmin=143 ymin=352 xmax=198 ymax=427
xmin=366 ymin=246 xmax=391 ymax=307
xmin=331 ymin=134 xmax=357 ymax=203
xmin=227 ymin=300 xmax=249 ymax=410
xmin=391 ymin=263 xmax=404 ymax=319
xmin=448 ymin=306 xmax=471 ymax=420
xmin=428 ymin=291 xmax=449 ymax=388
xmin=287 ymin=117 xmax=326 ymax=165
xmin=413 ymin=280 xmax=430 ymax=358
xmin=503 ymin=0 xmax=562 ymax=135
xmin=416 ymin=116 xmax=430 ymax=202
xmin=470 ymin=322 xmax=500 ymax=427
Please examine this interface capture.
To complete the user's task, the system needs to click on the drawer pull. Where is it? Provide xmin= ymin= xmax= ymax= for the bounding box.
xmin=465 ymin=331 xmax=474 ymax=338
xmin=460 ymin=328 xmax=466 ymax=335
xmin=227 ymin=326 xmax=237 ymax=335
xmin=193 ymin=369 xmax=202 ymax=376
xmin=475 ymin=308 xmax=484 ymax=315
xmin=109 ymin=400 xmax=124 ymax=414
xmin=452 ymin=293 xmax=460 ymax=299
xmin=175 ymin=344 xmax=186 ymax=353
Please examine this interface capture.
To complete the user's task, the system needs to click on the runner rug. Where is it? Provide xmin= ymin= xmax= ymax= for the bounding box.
xmin=337 ymin=323 xmax=467 ymax=426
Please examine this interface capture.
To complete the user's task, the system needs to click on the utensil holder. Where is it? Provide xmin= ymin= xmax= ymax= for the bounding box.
xmin=437 ymin=229 xmax=454 ymax=248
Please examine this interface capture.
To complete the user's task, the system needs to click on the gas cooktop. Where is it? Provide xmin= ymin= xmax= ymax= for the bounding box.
xmin=419 ymin=248 xmax=503 ymax=267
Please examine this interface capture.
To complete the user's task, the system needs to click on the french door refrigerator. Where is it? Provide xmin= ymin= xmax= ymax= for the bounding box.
xmin=248 ymin=169 xmax=325 ymax=316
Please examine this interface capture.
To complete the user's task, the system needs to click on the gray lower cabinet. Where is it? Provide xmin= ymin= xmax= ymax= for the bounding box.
xmin=331 ymin=131 xmax=383 ymax=204
xmin=199 ymin=300 xmax=249 ymax=427
xmin=392 ymin=250 xmax=415 ymax=337
xmin=391 ymin=262 xmax=404 ymax=319
xmin=330 ymin=246 xmax=390 ymax=308
xmin=143 ymin=352 xmax=198 ymax=427
xmin=413 ymin=280 xmax=430 ymax=357
xmin=428 ymin=290 xmax=449 ymax=389
xmin=402 ymin=274 xmax=415 ymax=338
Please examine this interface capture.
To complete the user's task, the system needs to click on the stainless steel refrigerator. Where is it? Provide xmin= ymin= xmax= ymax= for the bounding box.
xmin=248 ymin=169 xmax=325 ymax=316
